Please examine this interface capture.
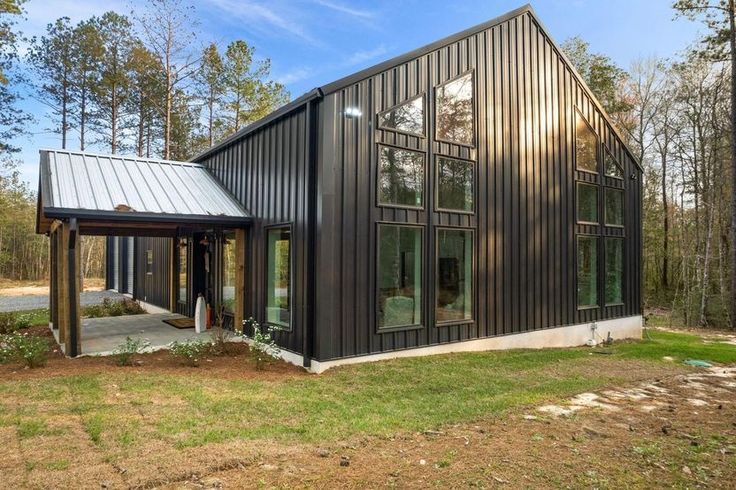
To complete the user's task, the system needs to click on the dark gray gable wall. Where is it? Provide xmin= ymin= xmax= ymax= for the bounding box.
xmin=313 ymin=10 xmax=641 ymax=361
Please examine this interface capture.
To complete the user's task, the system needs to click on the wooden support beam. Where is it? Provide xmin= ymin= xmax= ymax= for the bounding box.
xmin=57 ymin=224 xmax=69 ymax=345
xmin=234 ymin=228 xmax=246 ymax=333
xmin=65 ymin=219 xmax=81 ymax=357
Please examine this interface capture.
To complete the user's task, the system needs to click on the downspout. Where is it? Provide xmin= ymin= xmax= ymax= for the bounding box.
xmin=68 ymin=218 xmax=79 ymax=357
xmin=303 ymin=89 xmax=323 ymax=368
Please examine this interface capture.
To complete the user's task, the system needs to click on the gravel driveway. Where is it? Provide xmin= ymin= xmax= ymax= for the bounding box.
xmin=0 ymin=290 xmax=126 ymax=312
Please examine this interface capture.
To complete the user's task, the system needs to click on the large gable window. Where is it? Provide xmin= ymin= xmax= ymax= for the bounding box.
xmin=435 ymin=72 xmax=474 ymax=146
xmin=377 ymin=145 xmax=425 ymax=208
xmin=575 ymin=111 xmax=598 ymax=172
xmin=605 ymin=188 xmax=624 ymax=226
xmin=377 ymin=224 xmax=423 ymax=330
xmin=604 ymin=146 xmax=623 ymax=178
xmin=436 ymin=228 xmax=473 ymax=324
xmin=577 ymin=183 xmax=598 ymax=224
xmin=378 ymin=95 xmax=424 ymax=135
xmin=437 ymin=156 xmax=474 ymax=212
xmin=577 ymin=235 xmax=598 ymax=308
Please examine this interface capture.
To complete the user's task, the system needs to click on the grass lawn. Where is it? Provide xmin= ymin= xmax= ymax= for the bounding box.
xmin=1 ymin=330 xmax=734 ymax=446
xmin=0 ymin=327 xmax=734 ymax=487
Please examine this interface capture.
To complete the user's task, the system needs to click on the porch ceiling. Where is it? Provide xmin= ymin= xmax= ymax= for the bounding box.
xmin=36 ymin=149 xmax=251 ymax=235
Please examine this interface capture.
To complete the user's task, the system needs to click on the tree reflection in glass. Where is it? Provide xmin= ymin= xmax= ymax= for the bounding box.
xmin=378 ymin=146 xmax=424 ymax=207
xmin=437 ymin=156 xmax=473 ymax=212
xmin=576 ymin=111 xmax=598 ymax=172
xmin=435 ymin=73 xmax=474 ymax=145
xmin=378 ymin=95 xmax=424 ymax=135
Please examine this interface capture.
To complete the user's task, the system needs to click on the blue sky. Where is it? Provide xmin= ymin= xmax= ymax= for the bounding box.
xmin=11 ymin=0 xmax=703 ymax=185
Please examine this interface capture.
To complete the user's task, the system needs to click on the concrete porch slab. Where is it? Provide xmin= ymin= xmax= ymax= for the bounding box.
xmin=52 ymin=313 xmax=214 ymax=356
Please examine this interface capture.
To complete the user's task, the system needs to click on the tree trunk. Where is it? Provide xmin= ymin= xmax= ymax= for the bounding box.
xmin=111 ymin=82 xmax=117 ymax=154
xmin=729 ymin=0 xmax=736 ymax=330
xmin=662 ymin=151 xmax=669 ymax=289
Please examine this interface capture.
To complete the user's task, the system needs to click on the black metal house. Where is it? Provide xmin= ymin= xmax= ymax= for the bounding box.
xmin=104 ymin=4 xmax=642 ymax=371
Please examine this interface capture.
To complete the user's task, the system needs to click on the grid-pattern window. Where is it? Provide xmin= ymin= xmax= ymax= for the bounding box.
xmin=575 ymin=109 xmax=625 ymax=309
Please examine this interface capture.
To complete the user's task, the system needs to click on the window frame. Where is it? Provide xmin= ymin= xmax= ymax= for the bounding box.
xmin=434 ymin=226 xmax=475 ymax=327
xmin=576 ymin=182 xmax=599 ymax=225
xmin=434 ymin=153 xmax=476 ymax=214
xmin=604 ymin=187 xmax=625 ymax=228
xmin=375 ymin=221 xmax=426 ymax=333
xmin=264 ymin=223 xmax=293 ymax=332
xmin=376 ymin=93 xmax=426 ymax=138
xmin=574 ymin=107 xmax=599 ymax=175
xmin=177 ymin=238 xmax=187 ymax=305
xmin=604 ymin=236 xmax=625 ymax=307
xmin=145 ymin=249 xmax=153 ymax=276
xmin=375 ymin=143 xmax=427 ymax=211
xmin=603 ymin=143 xmax=624 ymax=180
xmin=434 ymin=70 xmax=476 ymax=148
xmin=576 ymin=234 xmax=600 ymax=310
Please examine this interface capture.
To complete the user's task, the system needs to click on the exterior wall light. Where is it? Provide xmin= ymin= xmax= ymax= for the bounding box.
xmin=344 ymin=107 xmax=362 ymax=118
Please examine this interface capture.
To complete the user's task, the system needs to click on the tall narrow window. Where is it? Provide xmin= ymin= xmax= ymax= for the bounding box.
xmin=575 ymin=111 xmax=598 ymax=172
xmin=222 ymin=232 xmax=236 ymax=314
xmin=605 ymin=237 xmax=623 ymax=305
xmin=378 ymin=95 xmax=424 ymax=135
xmin=146 ymin=249 xmax=153 ymax=275
xmin=377 ymin=146 xmax=424 ymax=208
xmin=436 ymin=228 xmax=473 ymax=324
xmin=266 ymin=228 xmax=291 ymax=329
xmin=435 ymin=72 xmax=474 ymax=146
xmin=577 ymin=183 xmax=599 ymax=223
xmin=605 ymin=188 xmax=624 ymax=226
xmin=377 ymin=225 xmax=422 ymax=330
xmin=177 ymin=239 xmax=187 ymax=303
xmin=437 ymin=156 xmax=474 ymax=212
xmin=604 ymin=146 xmax=623 ymax=178
xmin=577 ymin=236 xmax=598 ymax=308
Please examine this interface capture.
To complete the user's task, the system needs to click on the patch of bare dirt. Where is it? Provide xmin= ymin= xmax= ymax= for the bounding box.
xmin=160 ymin=367 xmax=736 ymax=489
xmin=0 ymin=277 xmax=105 ymax=296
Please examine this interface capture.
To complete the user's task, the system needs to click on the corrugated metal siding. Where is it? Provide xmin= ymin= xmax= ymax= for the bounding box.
xmin=199 ymin=109 xmax=310 ymax=355
xmin=314 ymin=12 xmax=642 ymax=361
xmin=134 ymin=236 xmax=171 ymax=309
xmin=39 ymin=150 xmax=249 ymax=219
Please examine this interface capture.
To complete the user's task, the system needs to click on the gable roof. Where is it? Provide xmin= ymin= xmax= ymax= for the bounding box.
xmin=36 ymin=149 xmax=250 ymax=233
xmin=192 ymin=4 xmax=640 ymax=170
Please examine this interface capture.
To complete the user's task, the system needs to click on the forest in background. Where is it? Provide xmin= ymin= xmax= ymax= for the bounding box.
xmin=0 ymin=0 xmax=734 ymax=329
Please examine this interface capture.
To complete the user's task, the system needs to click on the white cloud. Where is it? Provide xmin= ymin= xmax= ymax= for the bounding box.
xmin=344 ymin=44 xmax=389 ymax=66
xmin=203 ymin=0 xmax=322 ymax=46
xmin=312 ymin=0 xmax=375 ymax=20
xmin=274 ymin=67 xmax=313 ymax=85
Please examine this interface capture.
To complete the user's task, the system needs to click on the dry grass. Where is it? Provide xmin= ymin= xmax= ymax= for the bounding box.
xmin=0 ymin=277 xmax=105 ymax=296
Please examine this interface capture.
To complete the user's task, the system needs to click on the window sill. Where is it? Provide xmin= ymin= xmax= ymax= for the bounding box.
xmin=376 ymin=323 xmax=424 ymax=334
xmin=436 ymin=319 xmax=475 ymax=327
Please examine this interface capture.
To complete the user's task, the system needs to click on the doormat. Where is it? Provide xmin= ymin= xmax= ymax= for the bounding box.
xmin=163 ymin=318 xmax=195 ymax=329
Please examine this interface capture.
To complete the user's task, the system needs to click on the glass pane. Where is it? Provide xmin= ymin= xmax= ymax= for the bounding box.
xmin=605 ymin=238 xmax=623 ymax=304
xmin=146 ymin=250 xmax=153 ymax=275
xmin=267 ymin=228 xmax=291 ymax=328
xmin=436 ymin=229 xmax=473 ymax=323
xmin=576 ymin=112 xmax=597 ymax=172
xmin=577 ymin=183 xmax=598 ymax=223
xmin=604 ymin=147 xmax=623 ymax=178
xmin=222 ymin=232 xmax=236 ymax=313
xmin=378 ymin=96 xmax=424 ymax=135
xmin=378 ymin=146 xmax=424 ymax=207
xmin=436 ymin=72 xmax=474 ymax=145
xmin=577 ymin=236 xmax=598 ymax=308
xmin=605 ymin=188 xmax=624 ymax=226
xmin=377 ymin=225 xmax=422 ymax=329
xmin=437 ymin=157 xmax=474 ymax=212
xmin=178 ymin=240 xmax=187 ymax=303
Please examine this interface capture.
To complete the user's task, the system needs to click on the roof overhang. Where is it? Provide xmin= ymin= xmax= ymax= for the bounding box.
xmin=36 ymin=149 xmax=252 ymax=235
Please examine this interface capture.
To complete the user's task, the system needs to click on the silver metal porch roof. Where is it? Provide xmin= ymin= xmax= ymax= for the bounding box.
xmin=37 ymin=149 xmax=250 ymax=230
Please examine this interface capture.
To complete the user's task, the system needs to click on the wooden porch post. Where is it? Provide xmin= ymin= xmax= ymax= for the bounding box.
xmin=234 ymin=228 xmax=246 ymax=333
xmin=57 ymin=223 xmax=69 ymax=345
xmin=57 ymin=219 xmax=81 ymax=356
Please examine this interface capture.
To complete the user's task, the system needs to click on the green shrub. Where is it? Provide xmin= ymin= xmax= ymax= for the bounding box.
xmin=83 ymin=298 xmax=146 ymax=318
xmin=168 ymin=338 xmax=212 ymax=366
xmin=112 ymin=336 xmax=151 ymax=366
xmin=14 ymin=313 xmax=32 ymax=330
xmin=243 ymin=317 xmax=281 ymax=370
xmin=0 ymin=332 xmax=49 ymax=368
xmin=0 ymin=312 xmax=19 ymax=334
